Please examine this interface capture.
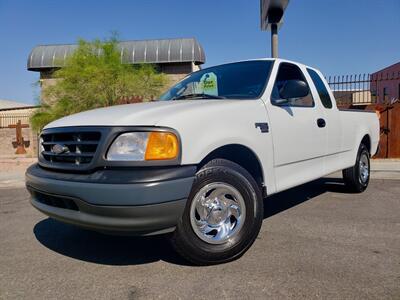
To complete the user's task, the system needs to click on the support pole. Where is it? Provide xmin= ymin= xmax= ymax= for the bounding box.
xmin=271 ymin=23 xmax=278 ymax=58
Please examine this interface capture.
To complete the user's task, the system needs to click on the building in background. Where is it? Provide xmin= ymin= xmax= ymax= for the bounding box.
xmin=0 ymin=99 xmax=38 ymax=128
xmin=327 ymin=61 xmax=400 ymax=106
xmin=27 ymin=38 xmax=205 ymax=103
xmin=370 ymin=62 xmax=400 ymax=104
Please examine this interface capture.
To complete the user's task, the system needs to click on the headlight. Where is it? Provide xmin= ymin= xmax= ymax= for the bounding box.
xmin=107 ymin=131 xmax=179 ymax=161
xmin=39 ymin=137 xmax=45 ymax=154
xmin=107 ymin=132 xmax=148 ymax=161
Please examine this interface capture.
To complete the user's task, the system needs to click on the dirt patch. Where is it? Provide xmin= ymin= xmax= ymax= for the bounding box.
xmin=0 ymin=158 xmax=37 ymax=173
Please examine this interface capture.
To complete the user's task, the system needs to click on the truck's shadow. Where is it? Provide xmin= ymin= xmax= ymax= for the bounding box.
xmin=264 ymin=176 xmax=348 ymax=219
xmin=33 ymin=176 xmax=348 ymax=266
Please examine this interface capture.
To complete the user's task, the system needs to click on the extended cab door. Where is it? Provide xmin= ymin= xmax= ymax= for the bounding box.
xmin=306 ymin=68 xmax=343 ymax=174
xmin=264 ymin=62 xmax=327 ymax=191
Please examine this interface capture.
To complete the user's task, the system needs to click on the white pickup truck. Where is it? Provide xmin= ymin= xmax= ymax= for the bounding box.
xmin=26 ymin=59 xmax=379 ymax=265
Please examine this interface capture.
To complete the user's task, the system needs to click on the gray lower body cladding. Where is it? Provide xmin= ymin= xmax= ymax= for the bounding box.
xmin=26 ymin=164 xmax=196 ymax=235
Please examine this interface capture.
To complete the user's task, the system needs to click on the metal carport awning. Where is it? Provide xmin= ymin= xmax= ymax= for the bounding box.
xmin=27 ymin=38 xmax=206 ymax=71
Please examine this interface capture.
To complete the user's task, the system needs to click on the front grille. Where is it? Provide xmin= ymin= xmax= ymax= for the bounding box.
xmin=32 ymin=190 xmax=79 ymax=211
xmin=41 ymin=131 xmax=101 ymax=166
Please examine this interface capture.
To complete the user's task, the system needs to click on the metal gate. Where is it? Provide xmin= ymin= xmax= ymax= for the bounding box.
xmin=327 ymin=71 xmax=400 ymax=158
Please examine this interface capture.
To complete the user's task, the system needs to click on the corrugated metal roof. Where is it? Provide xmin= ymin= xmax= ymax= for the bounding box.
xmin=27 ymin=38 xmax=205 ymax=71
xmin=0 ymin=99 xmax=37 ymax=111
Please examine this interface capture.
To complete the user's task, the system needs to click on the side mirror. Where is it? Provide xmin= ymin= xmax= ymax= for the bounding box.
xmin=278 ymin=79 xmax=309 ymax=102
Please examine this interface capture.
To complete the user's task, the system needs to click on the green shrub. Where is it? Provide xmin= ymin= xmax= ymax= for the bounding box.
xmin=31 ymin=36 xmax=168 ymax=131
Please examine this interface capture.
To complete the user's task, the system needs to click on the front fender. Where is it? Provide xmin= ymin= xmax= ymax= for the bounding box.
xmin=156 ymin=99 xmax=278 ymax=194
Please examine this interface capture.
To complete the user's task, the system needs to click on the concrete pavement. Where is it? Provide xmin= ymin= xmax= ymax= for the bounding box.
xmin=370 ymin=159 xmax=400 ymax=180
xmin=0 ymin=176 xmax=399 ymax=299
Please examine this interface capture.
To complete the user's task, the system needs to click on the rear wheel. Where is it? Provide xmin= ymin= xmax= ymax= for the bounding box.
xmin=342 ymin=143 xmax=370 ymax=193
xmin=171 ymin=159 xmax=263 ymax=265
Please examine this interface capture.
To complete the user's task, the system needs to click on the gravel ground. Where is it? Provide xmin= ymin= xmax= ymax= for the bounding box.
xmin=0 ymin=176 xmax=399 ymax=299
xmin=0 ymin=158 xmax=36 ymax=188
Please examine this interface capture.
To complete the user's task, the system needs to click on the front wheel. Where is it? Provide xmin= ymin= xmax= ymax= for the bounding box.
xmin=342 ymin=143 xmax=370 ymax=193
xmin=171 ymin=159 xmax=263 ymax=265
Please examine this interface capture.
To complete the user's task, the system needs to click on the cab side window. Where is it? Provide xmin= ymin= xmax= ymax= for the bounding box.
xmin=307 ymin=68 xmax=333 ymax=109
xmin=271 ymin=63 xmax=314 ymax=107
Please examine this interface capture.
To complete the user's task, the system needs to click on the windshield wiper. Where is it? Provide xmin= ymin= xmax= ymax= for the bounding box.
xmin=172 ymin=93 xmax=226 ymax=100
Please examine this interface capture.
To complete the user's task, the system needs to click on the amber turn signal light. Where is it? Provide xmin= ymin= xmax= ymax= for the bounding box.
xmin=145 ymin=132 xmax=179 ymax=160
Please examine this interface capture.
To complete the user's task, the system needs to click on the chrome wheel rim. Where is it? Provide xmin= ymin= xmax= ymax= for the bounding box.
xmin=189 ymin=182 xmax=246 ymax=245
xmin=359 ymin=153 xmax=369 ymax=184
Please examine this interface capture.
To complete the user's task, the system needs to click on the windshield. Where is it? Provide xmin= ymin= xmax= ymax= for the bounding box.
xmin=160 ymin=61 xmax=273 ymax=101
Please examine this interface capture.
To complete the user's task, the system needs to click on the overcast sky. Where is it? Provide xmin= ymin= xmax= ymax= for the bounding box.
xmin=0 ymin=0 xmax=399 ymax=104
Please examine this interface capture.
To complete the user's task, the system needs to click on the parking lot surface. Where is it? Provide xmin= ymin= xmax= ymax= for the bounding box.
xmin=1 ymin=177 xmax=399 ymax=299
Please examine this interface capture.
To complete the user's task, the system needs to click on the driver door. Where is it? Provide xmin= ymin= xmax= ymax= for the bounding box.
xmin=265 ymin=62 xmax=327 ymax=191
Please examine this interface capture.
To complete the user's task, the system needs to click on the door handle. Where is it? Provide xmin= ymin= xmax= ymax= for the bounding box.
xmin=317 ymin=118 xmax=326 ymax=128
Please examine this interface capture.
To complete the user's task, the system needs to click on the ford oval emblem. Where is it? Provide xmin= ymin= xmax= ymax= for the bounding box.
xmin=51 ymin=144 xmax=69 ymax=154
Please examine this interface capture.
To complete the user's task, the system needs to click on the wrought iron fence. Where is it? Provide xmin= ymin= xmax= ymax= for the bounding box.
xmin=0 ymin=114 xmax=31 ymax=128
xmin=326 ymin=72 xmax=400 ymax=106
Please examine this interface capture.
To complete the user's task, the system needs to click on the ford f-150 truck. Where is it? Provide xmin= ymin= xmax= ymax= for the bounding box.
xmin=26 ymin=59 xmax=379 ymax=265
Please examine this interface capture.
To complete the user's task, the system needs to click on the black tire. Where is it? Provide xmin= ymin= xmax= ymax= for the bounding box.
xmin=171 ymin=159 xmax=264 ymax=265
xmin=342 ymin=143 xmax=370 ymax=193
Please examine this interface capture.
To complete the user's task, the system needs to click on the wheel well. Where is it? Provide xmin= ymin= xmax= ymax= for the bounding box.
xmin=198 ymin=144 xmax=265 ymax=195
xmin=361 ymin=135 xmax=371 ymax=154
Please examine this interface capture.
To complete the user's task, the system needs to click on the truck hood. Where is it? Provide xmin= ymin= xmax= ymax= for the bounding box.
xmin=44 ymin=100 xmax=247 ymax=129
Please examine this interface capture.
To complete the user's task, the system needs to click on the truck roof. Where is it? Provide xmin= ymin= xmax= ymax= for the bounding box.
xmin=206 ymin=58 xmax=320 ymax=74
